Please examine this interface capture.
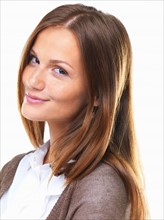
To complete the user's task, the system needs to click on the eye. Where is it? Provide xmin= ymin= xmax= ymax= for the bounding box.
xmin=53 ymin=67 xmax=68 ymax=76
xmin=29 ymin=54 xmax=40 ymax=65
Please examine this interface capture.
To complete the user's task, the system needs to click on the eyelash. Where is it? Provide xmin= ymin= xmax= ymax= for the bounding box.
xmin=28 ymin=53 xmax=68 ymax=76
xmin=28 ymin=54 xmax=40 ymax=65
xmin=52 ymin=67 xmax=68 ymax=76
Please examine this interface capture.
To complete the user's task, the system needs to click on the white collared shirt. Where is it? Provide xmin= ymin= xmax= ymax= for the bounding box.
xmin=0 ymin=141 xmax=66 ymax=219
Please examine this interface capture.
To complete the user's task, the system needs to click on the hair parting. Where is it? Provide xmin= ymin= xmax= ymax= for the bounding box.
xmin=17 ymin=4 xmax=148 ymax=219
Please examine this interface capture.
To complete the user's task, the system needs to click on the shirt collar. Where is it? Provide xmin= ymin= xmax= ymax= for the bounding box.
xmin=28 ymin=140 xmax=66 ymax=195
xmin=29 ymin=140 xmax=50 ymax=168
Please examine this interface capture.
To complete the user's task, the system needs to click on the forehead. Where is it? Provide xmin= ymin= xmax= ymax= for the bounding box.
xmin=31 ymin=26 xmax=86 ymax=78
xmin=32 ymin=27 xmax=81 ymax=58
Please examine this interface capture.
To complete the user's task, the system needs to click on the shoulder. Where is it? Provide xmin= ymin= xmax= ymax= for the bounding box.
xmin=68 ymin=163 xmax=129 ymax=219
xmin=0 ymin=150 xmax=35 ymax=177
xmin=75 ymin=162 xmax=128 ymax=203
xmin=0 ymin=153 xmax=26 ymax=177
xmin=78 ymin=162 xmax=126 ymax=191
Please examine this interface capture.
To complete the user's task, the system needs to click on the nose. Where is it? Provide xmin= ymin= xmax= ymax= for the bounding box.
xmin=26 ymin=68 xmax=45 ymax=91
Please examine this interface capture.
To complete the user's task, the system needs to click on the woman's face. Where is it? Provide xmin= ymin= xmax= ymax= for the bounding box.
xmin=21 ymin=27 xmax=88 ymax=125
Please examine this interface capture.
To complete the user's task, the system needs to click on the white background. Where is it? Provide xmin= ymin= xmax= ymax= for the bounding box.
xmin=0 ymin=1 xmax=163 ymax=219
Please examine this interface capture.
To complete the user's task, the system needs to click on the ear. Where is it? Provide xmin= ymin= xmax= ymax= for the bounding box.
xmin=94 ymin=96 xmax=99 ymax=107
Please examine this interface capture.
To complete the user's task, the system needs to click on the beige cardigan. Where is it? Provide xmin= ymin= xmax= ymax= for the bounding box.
xmin=0 ymin=153 xmax=130 ymax=220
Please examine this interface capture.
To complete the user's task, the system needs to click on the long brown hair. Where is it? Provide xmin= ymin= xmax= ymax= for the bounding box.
xmin=18 ymin=4 xmax=148 ymax=219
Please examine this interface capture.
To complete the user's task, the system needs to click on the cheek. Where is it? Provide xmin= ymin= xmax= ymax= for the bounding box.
xmin=22 ymin=68 xmax=28 ymax=85
xmin=48 ymin=81 xmax=88 ymax=104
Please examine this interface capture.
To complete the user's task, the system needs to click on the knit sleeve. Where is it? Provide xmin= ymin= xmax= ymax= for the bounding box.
xmin=66 ymin=163 xmax=130 ymax=220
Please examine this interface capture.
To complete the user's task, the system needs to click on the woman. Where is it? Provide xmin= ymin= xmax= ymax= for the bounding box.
xmin=0 ymin=3 xmax=148 ymax=219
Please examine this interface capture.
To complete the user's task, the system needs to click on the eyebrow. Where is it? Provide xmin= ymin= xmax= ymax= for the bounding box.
xmin=30 ymin=48 xmax=74 ymax=70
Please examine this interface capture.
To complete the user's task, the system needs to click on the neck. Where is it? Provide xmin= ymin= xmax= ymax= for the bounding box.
xmin=43 ymin=121 xmax=69 ymax=164
xmin=48 ymin=121 xmax=69 ymax=144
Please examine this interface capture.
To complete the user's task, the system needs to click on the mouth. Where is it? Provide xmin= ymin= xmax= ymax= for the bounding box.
xmin=25 ymin=92 xmax=49 ymax=104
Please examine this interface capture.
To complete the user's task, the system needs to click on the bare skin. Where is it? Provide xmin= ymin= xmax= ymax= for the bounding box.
xmin=21 ymin=27 xmax=89 ymax=163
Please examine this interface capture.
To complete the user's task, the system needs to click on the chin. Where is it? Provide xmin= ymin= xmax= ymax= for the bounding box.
xmin=22 ymin=115 xmax=44 ymax=122
xmin=21 ymin=110 xmax=44 ymax=122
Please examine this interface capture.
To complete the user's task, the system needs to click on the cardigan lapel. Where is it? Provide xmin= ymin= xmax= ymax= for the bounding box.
xmin=0 ymin=152 xmax=77 ymax=219
xmin=46 ymin=181 xmax=76 ymax=220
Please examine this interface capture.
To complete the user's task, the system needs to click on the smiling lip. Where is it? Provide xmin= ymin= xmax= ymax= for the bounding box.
xmin=25 ymin=93 xmax=49 ymax=104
